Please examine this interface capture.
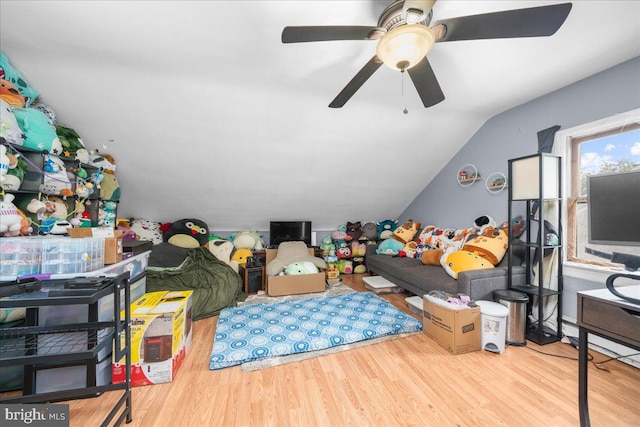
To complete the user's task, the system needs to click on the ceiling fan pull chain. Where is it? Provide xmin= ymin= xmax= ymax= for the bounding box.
xmin=402 ymin=70 xmax=408 ymax=114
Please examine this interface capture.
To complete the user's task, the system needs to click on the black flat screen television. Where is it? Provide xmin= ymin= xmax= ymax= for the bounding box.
xmin=588 ymin=170 xmax=640 ymax=246
xmin=269 ymin=221 xmax=312 ymax=247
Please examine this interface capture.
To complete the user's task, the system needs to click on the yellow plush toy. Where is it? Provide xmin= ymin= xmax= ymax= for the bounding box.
xmin=231 ymin=248 xmax=252 ymax=265
xmin=462 ymin=226 xmax=508 ymax=265
xmin=392 ymin=219 xmax=421 ymax=244
xmin=440 ymin=247 xmax=494 ymax=279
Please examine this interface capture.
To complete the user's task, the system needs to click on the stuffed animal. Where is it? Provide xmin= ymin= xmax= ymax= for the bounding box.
xmin=208 ymin=238 xmax=239 ymax=273
xmin=265 ymin=241 xmax=326 ymax=276
xmin=377 ymin=219 xmax=398 ymax=240
xmin=331 ymin=224 xmax=347 ymax=241
xmin=284 ymin=261 xmax=320 ymax=275
xmin=130 ymin=219 xmax=163 ymax=244
xmin=320 ymin=235 xmax=333 ymax=256
xmin=0 ymin=50 xmax=40 ymax=106
xmin=44 ymin=196 xmax=68 ymax=220
xmin=231 ymin=248 xmax=252 ymax=266
xmin=509 ymin=215 xmax=526 ymax=238
xmin=352 ymin=256 xmax=366 ymax=273
xmin=88 ymin=150 xmax=116 ymax=174
xmin=335 ymin=240 xmax=351 ymax=259
xmin=99 ymin=200 xmax=117 ymax=229
xmin=345 ymin=221 xmax=362 ymax=241
xmin=55 ymin=125 xmax=86 ymax=158
xmin=326 ymin=261 xmax=340 ymax=285
xmin=161 ymin=218 xmax=210 ymax=248
xmin=0 ymin=79 xmax=24 ymax=107
xmin=38 ymin=155 xmax=72 ymax=195
xmin=375 ymin=238 xmax=404 ymax=255
xmin=351 ymin=241 xmax=366 ymax=257
xmin=12 ymin=107 xmax=63 ymax=155
xmin=440 ymin=247 xmax=494 ymax=279
xmin=33 ymin=102 xmax=56 ymax=125
xmin=0 ymin=145 xmax=9 ymax=183
xmin=231 ymin=230 xmax=262 ymax=250
xmin=392 ymin=219 xmax=421 ymax=244
xmin=361 ymin=221 xmax=378 ymax=241
xmin=337 ymin=259 xmax=353 ymax=274
xmin=474 ymin=215 xmax=496 ymax=234
xmin=0 ymin=194 xmax=26 ymax=235
xmin=0 ymin=99 xmax=24 ymax=146
xmin=398 ymin=241 xmax=418 ymax=258
xmin=462 ymin=226 xmax=509 ymax=265
xmin=421 ymin=248 xmax=444 ymax=265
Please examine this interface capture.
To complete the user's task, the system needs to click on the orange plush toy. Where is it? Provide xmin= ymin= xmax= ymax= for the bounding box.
xmin=462 ymin=226 xmax=509 ymax=265
xmin=0 ymin=79 xmax=25 ymax=107
xmin=421 ymin=248 xmax=444 ymax=265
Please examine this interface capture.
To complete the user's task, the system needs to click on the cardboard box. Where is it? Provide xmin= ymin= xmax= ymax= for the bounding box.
xmin=265 ymin=248 xmax=326 ymax=296
xmin=423 ymin=296 xmax=481 ymax=355
xmin=67 ymin=228 xmax=124 ymax=264
xmin=112 ymin=290 xmax=193 ymax=387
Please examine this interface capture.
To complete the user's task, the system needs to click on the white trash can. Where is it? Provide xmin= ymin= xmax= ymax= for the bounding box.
xmin=476 ymin=300 xmax=509 ymax=354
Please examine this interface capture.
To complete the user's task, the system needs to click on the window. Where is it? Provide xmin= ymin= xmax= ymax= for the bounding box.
xmin=559 ymin=113 xmax=640 ymax=270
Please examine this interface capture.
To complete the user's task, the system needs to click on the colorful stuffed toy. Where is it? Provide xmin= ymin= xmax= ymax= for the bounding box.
xmin=12 ymin=107 xmax=63 ymax=154
xmin=0 ymin=145 xmax=9 ymax=183
xmin=335 ymin=240 xmax=351 ymax=259
xmin=38 ymin=154 xmax=72 ymax=195
xmin=392 ymin=219 xmax=421 ymax=244
xmin=462 ymin=226 xmax=508 ymax=265
xmin=55 ymin=125 xmax=86 ymax=158
xmin=398 ymin=241 xmax=418 ymax=258
xmin=266 ymin=241 xmax=326 ymax=276
xmin=440 ymin=247 xmax=495 ymax=279
xmin=331 ymin=224 xmax=347 ymax=241
xmin=231 ymin=248 xmax=252 ymax=265
xmin=0 ymin=194 xmax=24 ymax=235
xmin=320 ymin=235 xmax=333 ymax=256
xmin=375 ymin=238 xmax=404 ymax=255
xmin=337 ymin=259 xmax=353 ymax=274
xmin=377 ymin=219 xmax=398 ymax=240
xmin=352 ymin=256 xmax=366 ymax=273
xmin=0 ymin=50 xmax=40 ymax=106
xmin=0 ymin=79 xmax=25 ymax=107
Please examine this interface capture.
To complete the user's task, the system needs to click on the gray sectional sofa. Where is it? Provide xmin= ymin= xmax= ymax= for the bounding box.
xmin=365 ymin=246 xmax=526 ymax=301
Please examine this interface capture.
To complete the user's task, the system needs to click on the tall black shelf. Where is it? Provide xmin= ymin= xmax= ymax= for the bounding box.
xmin=507 ymin=153 xmax=564 ymax=345
xmin=0 ymin=273 xmax=132 ymax=426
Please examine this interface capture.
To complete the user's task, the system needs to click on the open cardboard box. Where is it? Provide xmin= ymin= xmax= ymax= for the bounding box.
xmin=67 ymin=228 xmax=124 ymax=264
xmin=265 ymin=248 xmax=326 ymax=296
xmin=423 ymin=296 xmax=481 ymax=355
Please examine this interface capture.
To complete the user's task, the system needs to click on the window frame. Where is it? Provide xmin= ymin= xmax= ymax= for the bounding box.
xmin=552 ymin=109 xmax=640 ymax=277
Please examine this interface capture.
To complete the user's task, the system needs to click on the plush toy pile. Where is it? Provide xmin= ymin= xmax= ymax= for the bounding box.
xmin=1 ymin=50 xmax=121 ymax=237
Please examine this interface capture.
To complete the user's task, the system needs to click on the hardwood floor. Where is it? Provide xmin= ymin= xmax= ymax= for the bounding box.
xmin=32 ymin=274 xmax=640 ymax=425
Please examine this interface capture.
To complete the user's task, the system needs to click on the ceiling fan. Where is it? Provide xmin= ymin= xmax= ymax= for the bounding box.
xmin=282 ymin=1 xmax=572 ymax=108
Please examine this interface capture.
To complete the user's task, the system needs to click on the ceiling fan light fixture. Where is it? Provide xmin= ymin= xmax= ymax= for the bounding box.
xmin=376 ymin=24 xmax=435 ymax=71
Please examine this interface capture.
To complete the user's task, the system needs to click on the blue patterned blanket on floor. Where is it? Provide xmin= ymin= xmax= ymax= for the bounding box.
xmin=209 ymin=291 xmax=422 ymax=370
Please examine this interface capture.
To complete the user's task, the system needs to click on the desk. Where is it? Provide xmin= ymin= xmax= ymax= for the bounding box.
xmin=577 ymin=285 xmax=640 ymax=427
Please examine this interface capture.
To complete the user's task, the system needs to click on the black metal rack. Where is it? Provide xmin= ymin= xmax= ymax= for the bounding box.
xmin=507 ymin=153 xmax=564 ymax=345
xmin=0 ymin=273 xmax=132 ymax=426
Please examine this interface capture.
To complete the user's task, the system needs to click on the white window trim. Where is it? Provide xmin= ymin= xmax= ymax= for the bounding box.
xmin=552 ymin=108 xmax=640 ymax=282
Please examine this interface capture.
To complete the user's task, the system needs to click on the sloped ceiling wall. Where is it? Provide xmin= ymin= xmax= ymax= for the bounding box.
xmin=1 ymin=1 xmax=639 ymax=231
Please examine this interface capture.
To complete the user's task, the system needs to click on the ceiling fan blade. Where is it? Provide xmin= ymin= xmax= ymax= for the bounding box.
xmin=434 ymin=3 xmax=572 ymax=42
xmin=402 ymin=0 xmax=437 ymax=23
xmin=329 ymin=56 xmax=383 ymax=108
xmin=282 ymin=26 xmax=380 ymax=43
xmin=407 ymin=56 xmax=445 ymax=108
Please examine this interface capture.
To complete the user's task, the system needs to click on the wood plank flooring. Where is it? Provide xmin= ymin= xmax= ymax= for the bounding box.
xmin=12 ymin=274 xmax=640 ymax=426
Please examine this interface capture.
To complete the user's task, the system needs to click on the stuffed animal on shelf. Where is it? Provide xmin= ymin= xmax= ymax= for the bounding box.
xmin=0 ymin=50 xmax=40 ymax=106
xmin=337 ymin=259 xmax=353 ymax=274
xmin=0 ymin=145 xmax=9 ymax=183
xmin=377 ymin=219 xmax=398 ymax=240
xmin=12 ymin=107 xmax=63 ymax=155
xmin=284 ymin=261 xmax=320 ymax=275
xmin=440 ymin=247 xmax=494 ymax=279
xmin=351 ymin=241 xmax=366 ymax=257
xmin=0 ymin=194 xmax=27 ymax=235
xmin=375 ymin=238 xmax=404 ymax=255
xmin=331 ymin=224 xmax=347 ymax=241
xmin=99 ymin=200 xmax=117 ymax=229
xmin=231 ymin=248 xmax=252 ymax=265
xmin=392 ymin=219 xmax=421 ymax=244
xmin=335 ymin=240 xmax=351 ymax=259
xmin=0 ymin=99 xmax=25 ymax=147
xmin=352 ymin=256 xmax=366 ymax=274
xmin=0 ymin=79 xmax=25 ymax=107
xmin=320 ymin=235 xmax=333 ymax=256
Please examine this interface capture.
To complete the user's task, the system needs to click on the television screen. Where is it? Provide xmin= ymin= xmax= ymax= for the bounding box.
xmin=588 ymin=170 xmax=640 ymax=246
xmin=269 ymin=221 xmax=312 ymax=247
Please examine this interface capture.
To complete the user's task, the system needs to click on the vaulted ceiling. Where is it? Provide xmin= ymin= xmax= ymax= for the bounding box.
xmin=1 ymin=1 xmax=639 ymax=230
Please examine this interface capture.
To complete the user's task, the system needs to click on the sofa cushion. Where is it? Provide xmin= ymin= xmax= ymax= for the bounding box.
xmin=415 ymin=225 xmax=474 ymax=256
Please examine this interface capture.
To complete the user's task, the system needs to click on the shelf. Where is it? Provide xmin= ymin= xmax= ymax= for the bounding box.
xmin=526 ymin=324 xmax=562 ymax=345
xmin=511 ymin=284 xmax=562 ymax=298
